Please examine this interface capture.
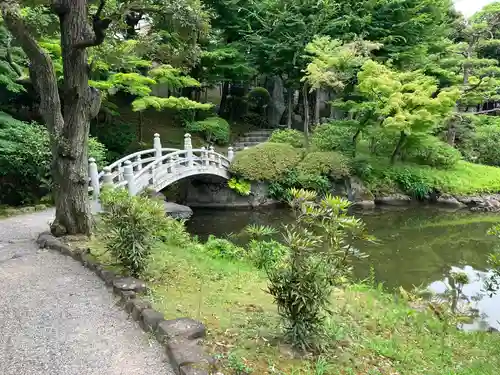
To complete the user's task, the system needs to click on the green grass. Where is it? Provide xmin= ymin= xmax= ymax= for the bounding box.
xmin=89 ymin=239 xmax=500 ymax=375
xmin=367 ymin=157 xmax=500 ymax=196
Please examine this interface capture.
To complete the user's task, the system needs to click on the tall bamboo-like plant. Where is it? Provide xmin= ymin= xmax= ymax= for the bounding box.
xmin=266 ymin=188 xmax=372 ymax=352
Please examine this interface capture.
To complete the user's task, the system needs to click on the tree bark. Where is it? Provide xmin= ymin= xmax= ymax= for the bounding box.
xmin=219 ymin=81 xmax=229 ymax=117
xmin=2 ymin=1 xmax=102 ymax=236
xmin=302 ymin=84 xmax=309 ymax=142
xmin=314 ymin=88 xmax=320 ymax=125
xmin=391 ymin=131 xmax=407 ymax=164
xmin=286 ymin=88 xmax=292 ymax=129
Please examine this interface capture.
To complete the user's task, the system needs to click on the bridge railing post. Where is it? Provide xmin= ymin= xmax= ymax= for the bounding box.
xmin=89 ymin=158 xmax=100 ymax=200
xmin=124 ymin=160 xmax=137 ymax=196
xmin=227 ymin=147 xmax=234 ymax=162
xmin=201 ymin=146 xmax=208 ymax=167
xmin=103 ymin=167 xmax=114 ymax=188
xmin=135 ymin=154 xmax=142 ymax=171
xmin=184 ymin=133 xmax=193 ymax=167
xmin=209 ymin=146 xmax=215 ymax=166
xmin=154 ymin=133 xmax=162 ymax=159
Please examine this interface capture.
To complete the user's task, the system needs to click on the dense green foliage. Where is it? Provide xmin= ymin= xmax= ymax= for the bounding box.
xmin=311 ymin=121 xmax=357 ymax=153
xmin=185 ymin=116 xmax=230 ymax=144
xmin=269 ymin=129 xmax=306 ymax=148
xmin=296 ymin=151 xmax=350 ymax=180
xmin=229 ymin=142 xmax=303 ymax=181
xmin=0 ymin=112 xmax=106 ymax=205
xmin=99 ymin=189 xmax=170 ymax=277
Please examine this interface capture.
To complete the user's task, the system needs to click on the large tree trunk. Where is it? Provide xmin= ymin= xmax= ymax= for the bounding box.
xmin=218 ymin=81 xmax=230 ymax=117
xmin=2 ymin=1 xmax=102 ymax=236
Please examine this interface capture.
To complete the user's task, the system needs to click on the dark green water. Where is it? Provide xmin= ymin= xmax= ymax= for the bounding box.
xmin=186 ymin=206 xmax=500 ymax=330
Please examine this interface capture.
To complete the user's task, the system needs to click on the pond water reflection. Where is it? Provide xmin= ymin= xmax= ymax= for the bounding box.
xmin=186 ymin=206 xmax=500 ymax=330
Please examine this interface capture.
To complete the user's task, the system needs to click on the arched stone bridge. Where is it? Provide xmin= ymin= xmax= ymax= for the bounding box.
xmin=88 ymin=133 xmax=235 ymax=200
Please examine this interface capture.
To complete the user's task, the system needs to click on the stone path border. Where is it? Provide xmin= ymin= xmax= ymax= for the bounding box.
xmin=36 ymin=232 xmax=215 ymax=375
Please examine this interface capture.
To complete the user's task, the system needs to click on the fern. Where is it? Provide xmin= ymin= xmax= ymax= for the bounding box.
xmin=148 ymin=64 xmax=201 ymax=88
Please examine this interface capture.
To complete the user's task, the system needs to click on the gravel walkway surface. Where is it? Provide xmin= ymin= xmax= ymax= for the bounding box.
xmin=0 ymin=210 xmax=173 ymax=375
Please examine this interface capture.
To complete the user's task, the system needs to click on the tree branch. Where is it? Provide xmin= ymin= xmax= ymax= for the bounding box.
xmin=5 ymin=38 xmax=23 ymax=76
xmin=464 ymin=108 xmax=500 ymax=115
xmin=73 ymin=0 xmax=111 ymax=49
xmin=463 ymin=76 xmax=485 ymax=93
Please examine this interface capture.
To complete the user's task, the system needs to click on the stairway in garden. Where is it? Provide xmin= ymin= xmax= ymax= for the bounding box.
xmin=233 ymin=129 xmax=274 ymax=151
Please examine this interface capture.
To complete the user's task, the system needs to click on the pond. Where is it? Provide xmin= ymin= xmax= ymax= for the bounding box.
xmin=186 ymin=205 xmax=500 ymax=330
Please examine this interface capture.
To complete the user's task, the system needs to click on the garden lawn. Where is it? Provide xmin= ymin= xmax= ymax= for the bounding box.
xmin=130 ymin=242 xmax=500 ymax=375
xmin=368 ymin=158 xmax=500 ymax=196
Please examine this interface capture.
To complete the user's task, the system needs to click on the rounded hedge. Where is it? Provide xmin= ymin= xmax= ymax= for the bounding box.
xmin=296 ymin=151 xmax=351 ymax=180
xmin=269 ymin=129 xmax=306 ymax=148
xmin=310 ymin=120 xmax=357 ymax=153
xmin=229 ymin=142 xmax=303 ymax=181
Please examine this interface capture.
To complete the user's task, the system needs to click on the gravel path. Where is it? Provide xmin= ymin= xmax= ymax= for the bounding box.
xmin=0 ymin=210 xmax=173 ymax=375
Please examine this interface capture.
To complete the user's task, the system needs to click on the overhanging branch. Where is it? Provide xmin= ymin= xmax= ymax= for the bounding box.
xmin=73 ymin=0 xmax=111 ymax=49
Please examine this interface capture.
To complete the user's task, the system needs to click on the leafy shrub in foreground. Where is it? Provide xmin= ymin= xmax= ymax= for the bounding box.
xmin=185 ymin=116 xmax=230 ymax=145
xmin=247 ymin=239 xmax=289 ymax=270
xmin=266 ymin=189 xmax=371 ymax=351
xmin=269 ymin=129 xmax=306 ymax=148
xmin=229 ymin=142 xmax=303 ymax=181
xmin=99 ymin=189 xmax=168 ymax=276
xmin=203 ymin=235 xmax=245 ymax=260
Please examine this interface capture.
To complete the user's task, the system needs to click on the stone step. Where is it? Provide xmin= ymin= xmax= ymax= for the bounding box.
xmin=243 ymin=129 xmax=274 ymax=137
xmin=233 ymin=141 xmax=261 ymax=148
xmin=237 ymin=136 xmax=270 ymax=143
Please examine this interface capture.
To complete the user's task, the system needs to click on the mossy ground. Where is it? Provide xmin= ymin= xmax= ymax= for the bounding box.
xmin=88 ymin=238 xmax=500 ymax=375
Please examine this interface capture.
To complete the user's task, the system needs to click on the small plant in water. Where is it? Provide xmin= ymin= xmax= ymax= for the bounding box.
xmin=228 ymin=177 xmax=251 ymax=196
xmin=266 ymin=188 xmax=372 ymax=352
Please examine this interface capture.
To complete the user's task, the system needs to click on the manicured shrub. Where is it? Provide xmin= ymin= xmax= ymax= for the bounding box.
xmin=405 ymin=136 xmax=461 ymax=169
xmin=229 ymin=142 xmax=303 ymax=181
xmin=310 ymin=120 xmax=357 ymax=153
xmin=99 ymin=189 xmax=168 ymax=277
xmin=185 ymin=116 xmax=230 ymax=145
xmin=296 ymin=151 xmax=350 ymax=180
xmin=247 ymin=86 xmax=271 ymax=109
xmin=269 ymin=129 xmax=306 ymax=148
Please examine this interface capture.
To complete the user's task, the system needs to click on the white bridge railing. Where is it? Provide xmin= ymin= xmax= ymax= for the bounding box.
xmin=88 ymin=133 xmax=235 ymax=199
